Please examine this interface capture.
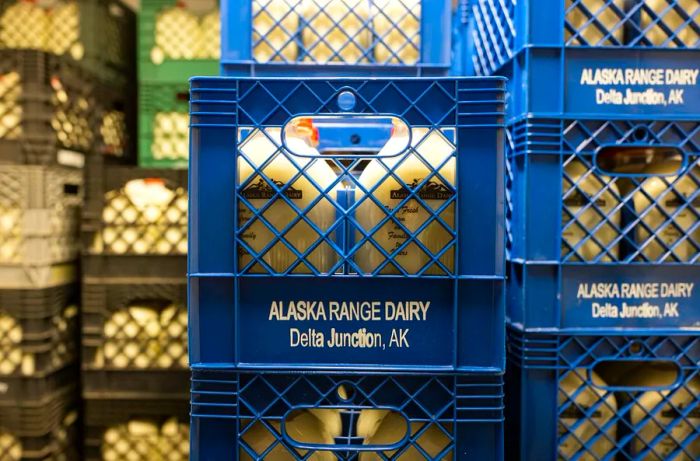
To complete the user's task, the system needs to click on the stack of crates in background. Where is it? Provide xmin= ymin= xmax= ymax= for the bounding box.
xmin=0 ymin=0 xmax=134 ymax=457
xmin=469 ymin=0 xmax=700 ymax=459
xmin=138 ymin=0 xmax=220 ymax=168
xmin=188 ymin=75 xmax=507 ymax=459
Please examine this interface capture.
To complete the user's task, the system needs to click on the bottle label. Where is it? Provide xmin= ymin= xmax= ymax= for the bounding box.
xmin=241 ymin=179 xmax=303 ymax=200
xmin=390 ymin=179 xmax=454 ymax=201
xmin=561 ymin=265 xmax=700 ymax=328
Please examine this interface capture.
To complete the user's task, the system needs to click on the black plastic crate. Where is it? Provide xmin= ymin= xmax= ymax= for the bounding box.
xmin=81 ymin=155 xmax=188 ymax=280
xmin=0 ymin=49 xmax=95 ymax=167
xmin=95 ymin=78 xmax=137 ymax=164
xmin=81 ymin=281 xmax=189 ymax=399
xmin=0 ymin=386 xmax=79 ymax=460
xmin=0 ymin=284 xmax=78 ymax=380
xmin=0 ymin=364 xmax=77 ymax=406
xmin=84 ymin=397 xmax=189 ymax=461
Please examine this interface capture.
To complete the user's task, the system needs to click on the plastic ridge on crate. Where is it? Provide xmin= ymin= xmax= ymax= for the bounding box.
xmin=138 ymin=82 xmax=190 ymax=168
xmin=0 ymin=283 xmax=78 ymax=380
xmin=0 ymin=364 xmax=77 ymax=404
xmin=0 ymin=386 xmax=79 ymax=461
xmin=189 ymin=77 xmax=506 ymax=372
xmin=138 ymin=0 xmax=220 ymax=83
xmin=220 ymin=0 xmax=469 ymax=76
xmin=470 ymin=0 xmax=700 ymax=120
xmin=83 ymin=397 xmax=189 ymax=461
xmin=0 ymin=49 xmax=96 ymax=168
xmin=505 ymin=115 xmax=700 ymax=330
xmin=81 ymin=154 xmax=188 ymax=279
xmin=190 ymin=369 xmax=505 ymax=460
xmin=0 ymin=0 xmax=135 ymax=84
xmin=506 ymin=324 xmax=700 ymax=461
xmin=81 ymin=281 xmax=189 ymax=399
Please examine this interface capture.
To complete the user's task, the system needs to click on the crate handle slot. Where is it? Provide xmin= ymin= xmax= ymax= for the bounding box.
xmin=63 ymin=183 xmax=80 ymax=195
xmin=590 ymin=359 xmax=683 ymax=391
xmin=594 ymin=145 xmax=687 ymax=177
xmin=281 ymin=115 xmax=411 ymax=159
xmin=281 ymin=405 xmax=410 ymax=452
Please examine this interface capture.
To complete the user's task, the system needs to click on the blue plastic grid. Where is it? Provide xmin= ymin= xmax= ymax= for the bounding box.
xmin=472 ymin=0 xmax=699 ymax=76
xmin=506 ymin=116 xmax=700 ymax=330
xmin=190 ymin=369 xmax=504 ymax=460
xmin=470 ymin=0 xmax=700 ymax=120
xmin=506 ymin=325 xmax=700 ymax=461
xmin=221 ymin=0 xmax=469 ymax=76
xmin=189 ymin=77 xmax=506 ymax=372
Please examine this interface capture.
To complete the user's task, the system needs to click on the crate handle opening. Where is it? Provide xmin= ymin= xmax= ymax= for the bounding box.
xmin=591 ymin=359 xmax=682 ymax=391
xmin=281 ymin=115 xmax=411 ymax=159
xmin=594 ymin=145 xmax=686 ymax=177
xmin=63 ymin=183 xmax=80 ymax=195
xmin=282 ymin=405 xmax=410 ymax=451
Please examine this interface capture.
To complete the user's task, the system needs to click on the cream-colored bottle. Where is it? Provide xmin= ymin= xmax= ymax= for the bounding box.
xmin=357 ymin=410 xmax=451 ymax=460
xmin=372 ymin=0 xmax=420 ymax=64
xmin=565 ymin=0 xmax=625 ymax=45
xmin=102 ymin=306 xmax=161 ymax=369
xmin=197 ymin=8 xmax=221 ymax=59
xmin=628 ymin=368 xmax=700 ymax=460
xmin=240 ymin=410 xmax=340 ymax=460
xmin=562 ymin=159 xmax=621 ymax=262
xmin=0 ymin=1 xmax=49 ymax=50
xmin=151 ymin=5 xmax=199 ymax=64
xmin=253 ymin=0 xmax=300 ymax=61
xmin=158 ymin=304 xmax=188 ymax=368
xmin=102 ymin=420 xmax=161 ymax=461
xmin=238 ymin=120 xmax=339 ymax=274
xmin=0 ymin=312 xmax=22 ymax=375
xmin=640 ymin=0 xmax=698 ymax=47
xmin=558 ymin=369 xmax=618 ymax=460
xmin=301 ymin=0 xmax=370 ymax=63
xmin=159 ymin=418 xmax=190 ymax=460
xmin=634 ymin=166 xmax=699 ymax=262
xmin=48 ymin=1 xmax=82 ymax=59
xmin=0 ymin=430 xmax=21 ymax=460
xmin=355 ymin=123 xmax=455 ymax=275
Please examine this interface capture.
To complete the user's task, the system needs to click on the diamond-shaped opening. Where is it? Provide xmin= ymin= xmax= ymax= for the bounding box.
xmin=240 ymin=419 xmax=282 ymax=456
xmin=565 ymin=0 xmax=625 ymax=46
xmin=639 ymin=1 xmax=699 ymax=47
xmin=414 ymin=422 xmax=452 ymax=459
xmin=371 ymin=0 xmax=421 ymax=65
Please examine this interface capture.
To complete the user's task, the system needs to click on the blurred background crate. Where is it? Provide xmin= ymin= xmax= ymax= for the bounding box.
xmin=84 ymin=397 xmax=189 ymax=461
xmin=138 ymin=0 xmax=220 ymax=82
xmin=81 ymin=282 xmax=188 ymax=399
xmin=0 ymin=0 xmax=136 ymax=83
xmin=138 ymin=82 xmax=189 ymax=168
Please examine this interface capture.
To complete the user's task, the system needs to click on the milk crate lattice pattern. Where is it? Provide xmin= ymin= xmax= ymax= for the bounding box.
xmin=191 ymin=371 xmax=504 ymax=460
xmin=507 ymin=118 xmax=700 ymax=264
xmin=509 ymin=330 xmax=700 ymax=461
xmin=234 ymin=80 xmax=463 ymax=277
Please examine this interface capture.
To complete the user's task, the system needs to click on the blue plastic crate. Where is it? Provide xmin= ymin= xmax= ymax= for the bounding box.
xmin=190 ymin=369 xmax=504 ymax=460
xmin=506 ymin=325 xmax=700 ymax=461
xmin=220 ymin=0 xmax=470 ymax=76
xmin=471 ymin=0 xmax=700 ymax=120
xmin=189 ymin=77 xmax=506 ymax=372
xmin=505 ymin=116 xmax=700 ymax=330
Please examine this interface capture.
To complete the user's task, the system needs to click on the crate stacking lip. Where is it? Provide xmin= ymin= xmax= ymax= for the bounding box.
xmin=189 ymin=77 xmax=506 ymax=372
xmin=220 ymin=0 xmax=466 ymax=76
xmin=472 ymin=0 xmax=700 ymax=77
xmin=505 ymin=116 xmax=700 ymax=331
xmin=506 ymin=325 xmax=700 ymax=461
xmin=81 ymin=281 xmax=189 ymax=400
xmin=83 ymin=397 xmax=190 ymax=461
xmin=190 ymin=369 xmax=504 ymax=461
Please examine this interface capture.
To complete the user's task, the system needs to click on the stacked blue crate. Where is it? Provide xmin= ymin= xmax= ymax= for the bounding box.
xmin=188 ymin=77 xmax=507 ymax=459
xmin=470 ymin=0 xmax=700 ymax=459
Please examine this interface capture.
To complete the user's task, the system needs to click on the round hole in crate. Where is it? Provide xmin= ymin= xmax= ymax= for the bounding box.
xmin=632 ymin=126 xmax=650 ymax=142
xmin=628 ymin=341 xmax=644 ymax=355
xmin=336 ymin=383 xmax=356 ymax=403
xmin=337 ymin=91 xmax=357 ymax=111
xmin=350 ymin=133 xmax=361 ymax=145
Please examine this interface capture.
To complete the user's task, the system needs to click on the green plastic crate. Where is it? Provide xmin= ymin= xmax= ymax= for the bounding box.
xmin=138 ymin=82 xmax=190 ymax=169
xmin=0 ymin=0 xmax=135 ymax=85
xmin=138 ymin=0 xmax=219 ymax=83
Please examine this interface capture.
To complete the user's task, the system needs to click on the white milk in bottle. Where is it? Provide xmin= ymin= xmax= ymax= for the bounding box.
xmin=372 ymin=0 xmax=420 ymax=64
xmin=252 ymin=0 xmax=300 ymax=61
xmin=634 ymin=166 xmax=699 ymax=262
xmin=0 ymin=1 xmax=49 ymax=50
xmin=565 ymin=0 xmax=625 ymax=45
xmin=301 ymin=0 xmax=370 ymax=63
xmin=628 ymin=367 xmax=700 ymax=460
xmin=640 ymin=0 xmax=698 ymax=47
xmin=559 ymin=369 xmax=618 ymax=460
xmin=355 ymin=121 xmax=455 ymax=275
xmin=238 ymin=119 xmax=339 ymax=274
xmin=562 ymin=159 xmax=621 ymax=261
